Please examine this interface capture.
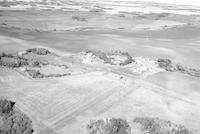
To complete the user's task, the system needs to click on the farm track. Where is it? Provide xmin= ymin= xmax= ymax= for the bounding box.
xmin=48 ymin=95 xmax=85 ymax=119
xmin=94 ymin=84 xmax=139 ymax=115
xmin=135 ymin=79 xmax=198 ymax=106
xmin=48 ymin=89 xmax=113 ymax=124
xmin=38 ymin=84 xmax=127 ymax=134
xmin=45 ymin=74 xmax=124 ymax=123
xmin=76 ymin=62 xmax=140 ymax=78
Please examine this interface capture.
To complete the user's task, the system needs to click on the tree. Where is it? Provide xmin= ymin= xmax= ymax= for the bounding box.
xmin=0 ymin=99 xmax=34 ymax=134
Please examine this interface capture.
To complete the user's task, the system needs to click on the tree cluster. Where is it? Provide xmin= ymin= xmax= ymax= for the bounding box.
xmin=157 ymin=59 xmax=200 ymax=77
xmin=25 ymin=69 xmax=44 ymax=78
xmin=0 ymin=53 xmax=29 ymax=68
xmin=0 ymin=50 xmax=50 ymax=68
xmin=87 ymin=118 xmax=131 ymax=134
xmin=85 ymin=50 xmax=134 ymax=66
xmin=0 ymin=99 xmax=34 ymax=134
xmin=26 ymin=48 xmax=51 ymax=55
xmin=157 ymin=59 xmax=177 ymax=72
xmin=134 ymin=117 xmax=190 ymax=134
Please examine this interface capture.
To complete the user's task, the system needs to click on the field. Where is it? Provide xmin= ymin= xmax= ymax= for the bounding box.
xmin=0 ymin=0 xmax=200 ymax=134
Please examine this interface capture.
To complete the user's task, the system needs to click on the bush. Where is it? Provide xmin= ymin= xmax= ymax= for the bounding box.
xmin=157 ymin=59 xmax=177 ymax=71
xmin=26 ymin=48 xmax=51 ymax=55
xmin=46 ymin=73 xmax=70 ymax=78
xmin=119 ymin=14 xmax=125 ymax=18
xmin=136 ymin=13 xmax=169 ymax=20
xmin=176 ymin=64 xmax=186 ymax=72
xmin=93 ymin=51 xmax=113 ymax=65
xmin=87 ymin=118 xmax=131 ymax=134
xmin=25 ymin=69 xmax=44 ymax=78
xmin=187 ymin=68 xmax=200 ymax=77
xmin=0 ymin=57 xmax=19 ymax=67
xmin=28 ymin=60 xmax=48 ymax=67
xmin=0 ymin=100 xmax=15 ymax=114
xmin=0 ymin=53 xmax=13 ymax=58
xmin=85 ymin=50 xmax=134 ymax=66
xmin=133 ymin=117 xmax=191 ymax=134
xmin=90 ymin=8 xmax=105 ymax=13
xmin=157 ymin=59 xmax=200 ymax=77
xmin=0 ymin=53 xmax=29 ymax=68
xmin=29 ymin=60 xmax=41 ymax=67
xmin=72 ymin=16 xmax=87 ymax=21
xmin=117 ymin=52 xmax=134 ymax=66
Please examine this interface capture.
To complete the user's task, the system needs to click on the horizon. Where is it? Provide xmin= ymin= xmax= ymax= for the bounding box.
xmin=98 ymin=0 xmax=200 ymax=7
xmin=0 ymin=0 xmax=200 ymax=7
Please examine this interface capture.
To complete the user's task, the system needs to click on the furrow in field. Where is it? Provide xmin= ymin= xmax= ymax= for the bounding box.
xmin=49 ymin=96 xmax=85 ymax=118
xmin=38 ymin=86 xmax=118 ymax=134
xmin=52 ymin=87 xmax=119 ymax=130
xmin=45 ymin=92 xmax=97 ymax=123
xmin=94 ymin=85 xmax=139 ymax=115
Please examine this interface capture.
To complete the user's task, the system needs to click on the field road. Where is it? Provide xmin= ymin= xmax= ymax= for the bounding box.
xmin=37 ymin=75 xmax=138 ymax=134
